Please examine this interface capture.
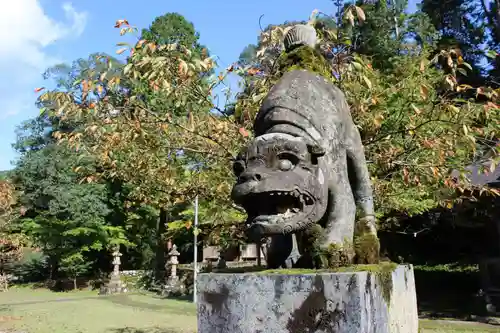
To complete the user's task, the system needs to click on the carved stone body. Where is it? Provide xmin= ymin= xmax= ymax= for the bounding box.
xmin=231 ymin=69 xmax=377 ymax=268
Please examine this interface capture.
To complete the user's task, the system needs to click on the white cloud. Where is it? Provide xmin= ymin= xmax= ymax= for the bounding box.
xmin=0 ymin=0 xmax=87 ymax=70
xmin=0 ymin=0 xmax=88 ymax=117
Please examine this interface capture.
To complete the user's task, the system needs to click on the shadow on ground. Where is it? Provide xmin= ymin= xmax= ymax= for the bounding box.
xmin=100 ymin=294 xmax=195 ymax=316
xmin=415 ymin=267 xmax=500 ymax=325
xmin=108 ymin=328 xmax=195 ymax=333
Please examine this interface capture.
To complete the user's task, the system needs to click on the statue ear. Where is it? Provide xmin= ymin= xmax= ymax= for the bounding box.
xmin=307 ymin=144 xmax=326 ymax=157
xmin=307 ymin=144 xmax=325 ymax=164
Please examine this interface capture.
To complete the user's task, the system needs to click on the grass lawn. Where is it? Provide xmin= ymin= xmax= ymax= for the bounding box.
xmin=420 ymin=319 xmax=500 ymax=332
xmin=0 ymin=288 xmax=499 ymax=333
xmin=0 ymin=288 xmax=197 ymax=333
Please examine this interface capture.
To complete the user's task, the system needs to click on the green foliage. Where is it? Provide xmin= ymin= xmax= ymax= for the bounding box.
xmin=12 ymin=142 xmax=130 ymax=276
xmin=167 ymin=199 xmax=245 ymax=250
xmin=275 ymin=45 xmax=333 ymax=78
xmin=59 ymin=252 xmax=93 ymax=289
xmin=352 ymin=0 xmax=440 ymax=70
xmin=354 ymin=233 xmax=380 ymax=264
xmin=11 ymin=248 xmax=49 ymax=283
xmin=141 ymin=13 xmax=203 ymax=52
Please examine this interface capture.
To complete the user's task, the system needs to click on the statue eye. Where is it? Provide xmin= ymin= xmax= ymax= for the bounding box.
xmin=277 ymin=153 xmax=299 ymax=170
xmin=233 ymin=161 xmax=245 ymax=176
xmin=278 ymin=159 xmax=293 ymax=171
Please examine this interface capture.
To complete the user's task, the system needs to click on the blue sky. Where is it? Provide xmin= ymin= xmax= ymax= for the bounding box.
xmin=0 ymin=0 xmax=419 ymax=171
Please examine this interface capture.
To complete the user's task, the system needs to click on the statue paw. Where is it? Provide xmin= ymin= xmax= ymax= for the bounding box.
xmin=357 ymin=215 xmax=378 ymax=236
xmin=353 ymin=230 xmax=381 ymax=265
xmin=314 ymin=240 xmax=355 ymax=269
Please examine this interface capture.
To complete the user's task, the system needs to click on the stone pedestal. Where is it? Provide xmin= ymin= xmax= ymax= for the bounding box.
xmin=197 ymin=264 xmax=418 ymax=333
xmin=99 ymin=246 xmax=127 ymax=295
xmin=99 ymin=274 xmax=126 ymax=295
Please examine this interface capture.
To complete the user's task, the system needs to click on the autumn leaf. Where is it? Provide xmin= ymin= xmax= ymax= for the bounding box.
xmin=490 ymin=160 xmax=497 ymax=173
xmin=420 ymin=85 xmax=429 ymax=100
xmin=116 ymin=48 xmax=127 ymax=55
xmin=373 ymin=114 xmax=384 ymax=128
xmin=239 ymin=127 xmax=249 ymax=137
xmin=354 ymin=6 xmax=366 ymax=22
xmin=448 ymin=104 xmax=460 ymax=113
xmin=362 ymin=75 xmax=372 ymax=89
xmin=178 ymin=60 xmax=189 ymax=75
xmin=419 ymin=60 xmax=425 ymax=72
xmin=484 ymin=101 xmax=499 ymax=111
xmin=430 ymin=167 xmax=439 ymax=178
xmin=462 ymin=124 xmax=469 ymax=135
xmin=411 ymin=103 xmax=422 ymax=115
xmin=136 ymin=39 xmax=146 ymax=48
xmin=403 ymin=167 xmax=409 ymax=184
xmin=114 ymin=19 xmax=130 ymax=28
xmin=82 ymin=80 xmax=89 ymax=94
xmin=247 ymin=68 xmax=260 ymax=76
xmin=345 ymin=8 xmax=355 ymax=26
xmin=444 ymin=75 xmax=457 ymax=90
xmin=422 ymin=139 xmax=433 ymax=148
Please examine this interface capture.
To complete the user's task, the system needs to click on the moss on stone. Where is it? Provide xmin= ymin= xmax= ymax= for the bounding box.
xmin=274 ymin=45 xmax=333 ymax=80
xmin=354 ymin=233 xmax=381 ymax=265
xmin=316 ymin=241 xmax=355 ymax=269
xmin=213 ymin=262 xmax=397 ymax=275
xmin=211 ymin=261 xmax=399 ymax=305
xmin=371 ymin=262 xmax=397 ymax=305
xmin=301 ymin=225 xmax=355 ymax=269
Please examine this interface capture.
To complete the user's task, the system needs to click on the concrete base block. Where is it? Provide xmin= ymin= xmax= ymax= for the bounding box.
xmin=197 ymin=264 xmax=418 ymax=333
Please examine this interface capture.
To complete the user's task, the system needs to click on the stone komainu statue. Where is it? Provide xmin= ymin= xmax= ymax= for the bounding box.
xmin=231 ymin=25 xmax=379 ymax=269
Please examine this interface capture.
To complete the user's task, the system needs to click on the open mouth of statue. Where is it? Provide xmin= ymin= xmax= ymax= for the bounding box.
xmin=242 ymin=190 xmax=315 ymax=230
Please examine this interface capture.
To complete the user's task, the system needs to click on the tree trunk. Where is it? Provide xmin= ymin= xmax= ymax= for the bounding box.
xmin=0 ymin=273 xmax=8 ymax=291
xmin=482 ymin=0 xmax=500 ymax=45
xmin=48 ymin=256 xmax=59 ymax=280
xmin=155 ymin=208 xmax=167 ymax=281
xmin=73 ymin=276 xmax=77 ymax=290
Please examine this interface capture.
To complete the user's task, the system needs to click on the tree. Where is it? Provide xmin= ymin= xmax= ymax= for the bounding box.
xmin=43 ymin=22 xmax=239 ymax=203
xmin=351 ymin=0 xmax=438 ymax=70
xmin=141 ymin=13 xmax=205 ymax=52
xmin=33 ymin=18 xmax=245 ymax=281
xmin=59 ymin=252 xmax=92 ymax=290
xmin=12 ymin=142 xmax=129 ymax=278
xmin=37 ymin=5 xmax=499 ymax=248
xmin=420 ymin=0 xmax=491 ymax=86
xmin=0 ymin=180 xmax=23 ymax=290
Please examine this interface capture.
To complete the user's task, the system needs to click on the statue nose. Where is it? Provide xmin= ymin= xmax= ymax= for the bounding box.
xmin=239 ymin=171 xmax=262 ymax=183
